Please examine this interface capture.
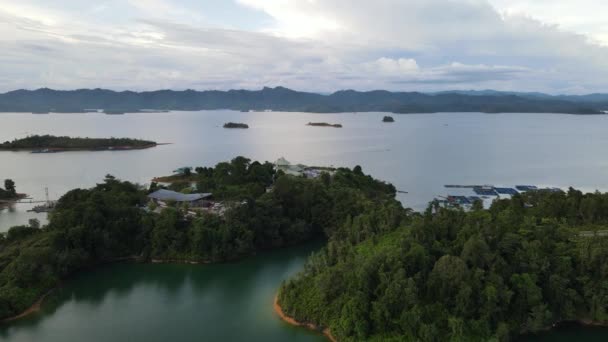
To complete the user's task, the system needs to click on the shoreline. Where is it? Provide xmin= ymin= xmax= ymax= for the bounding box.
xmin=150 ymin=258 xmax=211 ymax=265
xmin=273 ymin=294 xmax=337 ymax=342
xmin=0 ymin=144 xmax=158 ymax=153
xmin=1 ymin=289 xmax=55 ymax=323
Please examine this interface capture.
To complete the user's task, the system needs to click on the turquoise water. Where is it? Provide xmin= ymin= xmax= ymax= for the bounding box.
xmin=0 ymin=243 xmax=325 ymax=342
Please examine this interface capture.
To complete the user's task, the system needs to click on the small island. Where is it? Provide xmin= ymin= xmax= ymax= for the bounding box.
xmin=382 ymin=115 xmax=395 ymax=122
xmin=306 ymin=122 xmax=343 ymax=128
xmin=0 ymin=179 xmax=26 ymax=204
xmin=223 ymin=122 xmax=249 ymax=129
xmin=0 ymin=135 xmax=158 ymax=153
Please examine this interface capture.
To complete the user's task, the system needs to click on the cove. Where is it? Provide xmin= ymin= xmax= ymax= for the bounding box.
xmin=0 ymin=242 xmax=325 ymax=342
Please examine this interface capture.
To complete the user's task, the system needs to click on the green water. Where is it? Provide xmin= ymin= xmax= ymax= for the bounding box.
xmin=1 ymin=242 xmax=607 ymax=341
xmin=0 ymin=243 xmax=325 ymax=342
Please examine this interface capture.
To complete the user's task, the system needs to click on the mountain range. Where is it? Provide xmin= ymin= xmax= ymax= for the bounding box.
xmin=1 ymin=87 xmax=607 ymax=114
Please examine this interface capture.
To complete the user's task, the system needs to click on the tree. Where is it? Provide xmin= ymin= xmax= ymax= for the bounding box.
xmin=4 ymin=179 xmax=16 ymax=196
xmin=28 ymin=218 xmax=40 ymax=229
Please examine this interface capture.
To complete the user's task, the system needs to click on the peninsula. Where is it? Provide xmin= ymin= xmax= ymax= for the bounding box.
xmin=0 ymin=157 xmax=396 ymax=321
xmin=0 ymin=135 xmax=158 ymax=152
xmin=278 ymin=188 xmax=608 ymax=341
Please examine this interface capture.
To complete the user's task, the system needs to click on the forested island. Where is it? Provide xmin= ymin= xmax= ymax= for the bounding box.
xmin=278 ymin=189 xmax=608 ymax=341
xmin=1 ymin=87 xmax=606 ymax=114
xmin=0 ymin=180 xmax=23 ymax=201
xmin=383 ymin=116 xmax=395 ymax=122
xmin=307 ymin=122 xmax=343 ymax=128
xmin=0 ymin=135 xmax=157 ymax=152
xmin=223 ymin=122 xmax=249 ymax=129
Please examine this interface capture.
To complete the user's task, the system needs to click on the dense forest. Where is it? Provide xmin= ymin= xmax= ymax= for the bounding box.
xmin=0 ymin=180 xmax=17 ymax=200
xmin=278 ymin=189 xmax=608 ymax=341
xmin=0 ymin=157 xmax=396 ymax=320
xmin=0 ymin=135 xmax=156 ymax=150
xmin=0 ymin=87 xmax=605 ymax=114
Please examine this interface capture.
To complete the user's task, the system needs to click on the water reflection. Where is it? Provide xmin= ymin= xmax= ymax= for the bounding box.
xmin=0 ymin=243 xmax=324 ymax=342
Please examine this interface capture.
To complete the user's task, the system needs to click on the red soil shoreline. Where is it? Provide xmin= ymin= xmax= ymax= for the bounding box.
xmin=273 ymin=295 xmax=337 ymax=342
xmin=1 ymin=289 xmax=54 ymax=323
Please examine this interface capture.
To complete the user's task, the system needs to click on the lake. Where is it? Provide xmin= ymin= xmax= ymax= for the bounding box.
xmin=2 ymin=111 xmax=608 ymax=231
xmin=1 ymin=111 xmax=608 ymax=341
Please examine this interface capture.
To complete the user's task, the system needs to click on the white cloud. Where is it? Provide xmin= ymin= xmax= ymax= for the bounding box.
xmin=365 ymin=58 xmax=420 ymax=75
xmin=488 ymin=0 xmax=608 ymax=45
xmin=0 ymin=0 xmax=607 ymax=93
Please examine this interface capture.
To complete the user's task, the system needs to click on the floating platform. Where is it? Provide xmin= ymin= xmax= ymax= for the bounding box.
xmin=516 ymin=185 xmax=538 ymax=191
xmin=495 ymin=187 xmax=519 ymax=195
xmin=473 ymin=187 xmax=498 ymax=196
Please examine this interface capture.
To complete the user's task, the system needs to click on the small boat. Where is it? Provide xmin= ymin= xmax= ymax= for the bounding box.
xmin=31 ymin=148 xmax=58 ymax=154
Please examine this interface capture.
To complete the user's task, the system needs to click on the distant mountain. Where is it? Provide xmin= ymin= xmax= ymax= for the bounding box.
xmin=0 ymin=87 xmax=606 ymax=114
xmin=436 ymin=90 xmax=608 ymax=104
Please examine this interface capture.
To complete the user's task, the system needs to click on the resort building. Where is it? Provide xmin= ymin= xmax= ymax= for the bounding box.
xmin=275 ymin=157 xmax=306 ymax=177
xmin=274 ymin=157 xmax=331 ymax=179
xmin=148 ymin=189 xmax=212 ymax=208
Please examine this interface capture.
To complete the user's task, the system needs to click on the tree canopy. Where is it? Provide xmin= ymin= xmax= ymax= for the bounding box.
xmin=278 ymin=190 xmax=608 ymax=341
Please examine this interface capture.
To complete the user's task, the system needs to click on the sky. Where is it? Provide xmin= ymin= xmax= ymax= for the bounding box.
xmin=1 ymin=0 xmax=607 ymax=94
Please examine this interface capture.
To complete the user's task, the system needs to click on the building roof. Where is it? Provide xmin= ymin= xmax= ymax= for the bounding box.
xmin=148 ymin=189 xmax=212 ymax=202
xmin=275 ymin=157 xmax=291 ymax=166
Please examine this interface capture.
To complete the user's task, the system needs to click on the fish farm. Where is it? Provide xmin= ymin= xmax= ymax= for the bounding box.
xmin=436 ymin=184 xmax=564 ymax=209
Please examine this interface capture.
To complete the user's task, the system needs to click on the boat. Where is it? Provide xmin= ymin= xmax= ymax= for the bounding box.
xmin=31 ymin=149 xmax=59 ymax=154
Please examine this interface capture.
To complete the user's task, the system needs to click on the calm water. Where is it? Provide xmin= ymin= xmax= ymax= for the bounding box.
xmin=1 ymin=111 xmax=608 ymax=341
xmin=0 ymin=243 xmax=325 ymax=342
xmin=2 ymin=110 xmax=608 ymax=231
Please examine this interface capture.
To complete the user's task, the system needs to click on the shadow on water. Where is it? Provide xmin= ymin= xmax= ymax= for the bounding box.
xmin=0 ymin=241 xmax=325 ymax=342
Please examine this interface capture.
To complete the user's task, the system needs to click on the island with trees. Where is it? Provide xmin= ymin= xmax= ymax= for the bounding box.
xmin=0 ymin=179 xmax=25 ymax=202
xmin=0 ymin=135 xmax=158 ymax=152
xmin=382 ymin=116 xmax=395 ymax=122
xmin=223 ymin=122 xmax=249 ymax=129
xmin=307 ymin=122 xmax=343 ymax=128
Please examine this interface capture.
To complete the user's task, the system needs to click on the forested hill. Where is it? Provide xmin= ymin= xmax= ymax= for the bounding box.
xmin=278 ymin=189 xmax=608 ymax=341
xmin=0 ymin=87 xmax=605 ymax=114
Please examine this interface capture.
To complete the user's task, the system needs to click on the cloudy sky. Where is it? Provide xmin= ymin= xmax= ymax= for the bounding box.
xmin=1 ymin=0 xmax=607 ymax=94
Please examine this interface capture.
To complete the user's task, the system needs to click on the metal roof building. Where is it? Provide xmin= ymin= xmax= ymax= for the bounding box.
xmin=148 ymin=189 xmax=212 ymax=203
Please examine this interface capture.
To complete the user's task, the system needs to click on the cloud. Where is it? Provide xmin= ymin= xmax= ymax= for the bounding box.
xmin=0 ymin=0 xmax=607 ymax=93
